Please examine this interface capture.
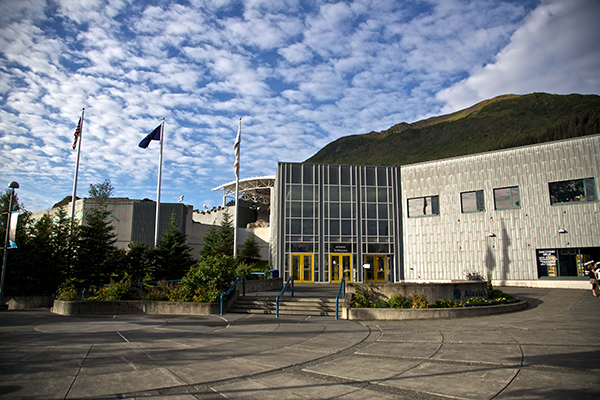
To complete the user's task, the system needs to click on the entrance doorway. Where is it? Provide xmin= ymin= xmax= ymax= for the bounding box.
xmin=330 ymin=254 xmax=352 ymax=283
xmin=291 ymin=254 xmax=313 ymax=282
xmin=364 ymin=255 xmax=387 ymax=282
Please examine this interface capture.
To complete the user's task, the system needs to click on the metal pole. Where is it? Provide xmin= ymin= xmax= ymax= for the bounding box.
xmin=233 ymin=118 xmax=241 ymax=258
xmin=70 ymin=108 xmax=84 ymax=222
xmin=0 ymin=187 xmax=16 ymax=307
xmin=154 ymin=118 xmax=165 ymax=247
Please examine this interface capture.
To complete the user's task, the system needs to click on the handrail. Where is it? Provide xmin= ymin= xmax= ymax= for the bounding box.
xmin=220 ymin=275 xmax=246 ymax=315
xmin=335 ymin=277 xmax=346 ymax=319
xmin=276 ymin=276 xmax=294 ymax=318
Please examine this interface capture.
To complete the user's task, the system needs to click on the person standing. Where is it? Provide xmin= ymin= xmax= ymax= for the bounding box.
xmin=590 ymin=262 xmax=599 ymax=297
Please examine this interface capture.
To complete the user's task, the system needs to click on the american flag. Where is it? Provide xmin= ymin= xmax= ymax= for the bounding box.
xmin=72 ymin=117 xmax=82 ymax=150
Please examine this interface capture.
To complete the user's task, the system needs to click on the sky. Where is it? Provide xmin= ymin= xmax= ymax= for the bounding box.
xmin=1 ymin=0 xmax=599 ymax=213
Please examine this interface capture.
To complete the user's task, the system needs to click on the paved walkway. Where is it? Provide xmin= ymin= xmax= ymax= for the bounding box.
xmin=1 ymin=287 xmax=599 ymax=399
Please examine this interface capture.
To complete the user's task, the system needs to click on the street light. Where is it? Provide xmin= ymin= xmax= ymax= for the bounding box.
xmin=0 ymin=181 xmax=19 ymax=309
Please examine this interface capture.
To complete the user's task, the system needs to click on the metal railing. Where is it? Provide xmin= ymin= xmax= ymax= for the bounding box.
xmin=276 ymin=276 xmax=294 ymax=318
xmin=335 ymin=277 xmax=346 ymax=320
xmin=220 ymin=276 xmax=246 ymax=315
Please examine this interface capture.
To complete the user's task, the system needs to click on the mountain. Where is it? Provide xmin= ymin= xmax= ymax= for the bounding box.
xmin=305 ymin=93 xmax=600 ymax=166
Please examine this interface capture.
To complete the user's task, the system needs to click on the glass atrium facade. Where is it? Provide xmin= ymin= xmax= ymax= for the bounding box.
xmin=273 ymin=163 xmax=403 ymax=283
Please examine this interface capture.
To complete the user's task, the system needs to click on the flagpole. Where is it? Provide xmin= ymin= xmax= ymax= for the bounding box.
xmin=233 ymin=118 xmax=241 ymax=259
xmin=70 ymin=108 xmax=84 ymax=222
xmin=154 ymin=118 xmax=165 ymax=247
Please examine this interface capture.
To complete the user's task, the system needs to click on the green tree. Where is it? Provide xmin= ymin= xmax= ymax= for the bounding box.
xmin=180 ymin=255 xmax=237 ymax=302
xmin=239 ymin=232 xmax=261 ymax=264
xmin=199 ymin=209 xmax=234 ymax=258
xmin=88 ymin=179 xmax=114 ymax=206
xmin=120 ymin=242 xmax=153 ymax=283
xmin=148 ymin=216 xmax=195 ymax=280
xmin=5 ymin=206 xmax=79 ymax=296
xmin=73 ymin=208 xmax=119 ymax=284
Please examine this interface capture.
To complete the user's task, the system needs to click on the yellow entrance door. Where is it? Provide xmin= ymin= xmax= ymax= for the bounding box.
xmin=291 ymin=254 xmax=313 ymax=282
xmin=365 ymin=255 xmax=387 ymax=282
xmin=330 ymin=254 xmax=352 ymax=283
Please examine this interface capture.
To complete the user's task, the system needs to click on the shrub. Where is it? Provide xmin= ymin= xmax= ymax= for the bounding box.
xmin=465 ymin=271 xmax=485 ymax=281
xmin=387 ymin=294 xmax=411 ymax=308
xmin=142 ymin=282 xmax=169 ymax=301
xmin=180 ymin=255 xmax=237 ymax=302
xmin=57 ymin=282 xmax=78 ymax=301
xmin=411 ymin=293 xmax=429 ymax=309
xmin=350 ymin=284 xmax=373 ymax=308
xmin=192 ymin=284 xmax=221 ymax=302
xmin=431 ymin=298 xmax=458 ymax=308
xmin=489 ymin=289 xmax=513 ymax=301
xmin=236 ymin=261 xmax=254 ymax=277
xmin=372 ymin=298 xmax=389 ymax=308
xmin=466 ymin=296 xmax=487 ymax=304
xmin=97 ymin=275 xmax=138 ymax=301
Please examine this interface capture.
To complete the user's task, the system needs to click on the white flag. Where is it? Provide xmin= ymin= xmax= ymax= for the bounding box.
xmin=8 ymin=211 xmax=19 ymax=249
xmin=234 ymin=118 xmax=241 ymax=177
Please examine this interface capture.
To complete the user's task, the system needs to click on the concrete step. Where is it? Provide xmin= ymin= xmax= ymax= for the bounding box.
xmin=228 ymin=296 xmax=337 ymax=316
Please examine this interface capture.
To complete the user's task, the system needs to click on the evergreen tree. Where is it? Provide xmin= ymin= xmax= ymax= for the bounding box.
xmin=239 ymin=232 xmax=261 ymax=264
xmin=199 ymin=209 xmax=234 ymax=258
xmin=199 ymin=225 xmax=219 ymax=258
xmin=5 ymin=207 xmax=79 ymax=296
xmin=73 ymin=208 xmax=119 ymax=284
xmin=217 ymin=209 xmax=234 ymax=257
xmin=121 ymin=242 xmax=153 ymax=283
xmin=148 ymin=216 xmax=195 ymax=280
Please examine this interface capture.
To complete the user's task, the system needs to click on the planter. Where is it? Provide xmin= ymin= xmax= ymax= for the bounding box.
xmin=52 ymin=299 xmax=221 ymax=316
xmin=347 ymin=299 xmax=528 ymax=320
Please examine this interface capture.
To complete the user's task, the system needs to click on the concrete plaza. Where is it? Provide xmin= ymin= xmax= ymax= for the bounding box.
xmin=1 ymin=286 xmax=599 ymax=399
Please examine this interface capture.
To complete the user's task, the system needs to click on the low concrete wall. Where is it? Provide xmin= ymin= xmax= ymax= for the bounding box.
xmin=52 ymin=299 xmax=221 ymax=316
xmin=6 ymin=296 xmax=54 ymax=310
xmin=347 ymin=300 xmax=528 ymax=320
xmin=51 ymin=278 xmax=281 ymax=316
xmin=349 ymin=281 xmax=488 ymax=303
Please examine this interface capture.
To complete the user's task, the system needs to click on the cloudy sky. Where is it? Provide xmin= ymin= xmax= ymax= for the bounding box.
xmin=1 ymin=0 xmax=599 ymax=213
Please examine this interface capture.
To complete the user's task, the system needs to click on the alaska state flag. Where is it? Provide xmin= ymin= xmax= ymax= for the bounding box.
xmin=139 ymin=125 xmax=162 ymax=148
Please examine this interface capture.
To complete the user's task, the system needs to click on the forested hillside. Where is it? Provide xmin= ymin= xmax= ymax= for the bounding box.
xmin=306 ymin=93 xmax=600 ymax=166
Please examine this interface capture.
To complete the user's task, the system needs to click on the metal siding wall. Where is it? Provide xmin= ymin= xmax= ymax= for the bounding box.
xmin=401 ymin=136 xmax=600 ymax=281
xmin=131 ymin=203 xmax=187 ymax=248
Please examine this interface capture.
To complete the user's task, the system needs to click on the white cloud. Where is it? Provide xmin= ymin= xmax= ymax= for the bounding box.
xmin=437 ymin=0 xmax=600 ymax=113
xmin=0 ymin=0 xmax=597 ymax=213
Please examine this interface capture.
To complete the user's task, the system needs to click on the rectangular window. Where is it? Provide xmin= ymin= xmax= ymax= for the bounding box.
xmin=494 ymin=187 xmax=520 ymax=210
xmin=461 ymin=190 xmax=485 ymax=213
xmin=549 ymin=178 xmax=596 ymax=205
xmin=408 ymin=195 xmax=440 ymax=217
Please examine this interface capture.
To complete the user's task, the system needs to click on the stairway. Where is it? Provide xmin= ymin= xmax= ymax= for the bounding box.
xmin=227 ymin=296 xmax=336 ymax=316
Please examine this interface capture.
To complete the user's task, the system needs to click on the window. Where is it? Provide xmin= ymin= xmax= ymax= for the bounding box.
xmin=461 ymin=190 xmax=484 ymax=213
xmin=408 ymin=196 xmax=439 ymax=217
xmin=494 ymin=187 xmax=520 ymax=209
xmin=549 ymin=178 xmax=596 ymax=205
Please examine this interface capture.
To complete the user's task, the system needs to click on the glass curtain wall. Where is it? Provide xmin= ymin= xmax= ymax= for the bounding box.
xmin=277 ymin=163 xmax=401 ymax=283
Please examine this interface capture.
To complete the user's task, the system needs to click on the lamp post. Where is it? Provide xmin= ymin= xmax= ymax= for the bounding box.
xmin=0 ymin=181 xmax=19 ymax=309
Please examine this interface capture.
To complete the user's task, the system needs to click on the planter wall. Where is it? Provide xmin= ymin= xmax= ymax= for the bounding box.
xmin=347 ymin=300 xmax=528 ymax=320
xmin=52 ymin=299 xmax=221 ymax=316
xmin=348 ymin=281 xmax=488 ymax=303
xmin=6 ymin=296 xmax=54 ymax=310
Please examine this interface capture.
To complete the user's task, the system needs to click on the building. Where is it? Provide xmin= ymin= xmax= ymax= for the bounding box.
xmin=35 ymin=135 xmax=599 ymax=288
xmin=268 ymin=135 xmax=600 ymax=288
xmin=32 ymin=198 xmax=210 ymax=256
